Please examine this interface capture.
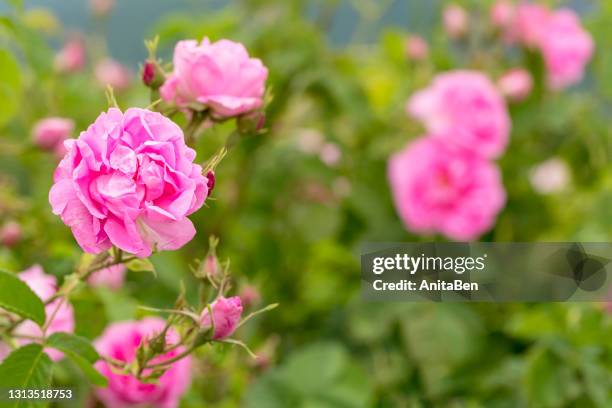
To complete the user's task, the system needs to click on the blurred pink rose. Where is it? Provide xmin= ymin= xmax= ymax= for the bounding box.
xmin=95 ymin=58 xmax=132 ymax=91
xmin=14 ymin=266 xmax=75 ymax=361
xmin=497 ymin=68 xmax=533 ymax=101
xmin=87 ymin=264 xmax=126 ymax=290
xmin=49 ymin=108 xmax=211 ymax=258
xmin=443 ymin=4 xmax=468 ymax=38
xmin=160 ymin=38 xmax=268 ymax=118
xmin=539 ymin=9 xmax=593 ymax=90
xmin=239 ymin=285 xmax=261 ymax=309
xmin=319 ymin=142 xmax=342 ymax=167
xmin=405 ymin=35 xmax=429 ymax=61
xmin=529 ymin=157 xmax=570 ymax=194
xmin=0 ymin=221 xmax=22 ymax=247
xmin=54 ymin=38 xmax=86 ymax=73
xmin=388 ymin=137 xmax=505 ymax=241
xmin=490 ymin=0 xmax=515 ymax=29
xmin=94 ymin=318 xmax=192 ymax=408
xmin=407 ymin=70 xmax=510 ymax=159
xmin=32 ymin=117 xmax=74 ymax=152
xmin=200 ymin=296 xmax=243 ymax=340
xmin=90 ymin=0 xmax=114 ymax=16
xmin=510 ymin=3 xmax=550 ymax=47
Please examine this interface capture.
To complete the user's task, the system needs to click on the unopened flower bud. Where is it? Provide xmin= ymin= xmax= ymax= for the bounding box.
xmin=443 ymin=4 xmax=468 ymax=39
xmin=237 ymin=111 xmax=266 ymax=134
xmin=200 ymin=296 xmax=243 ymax=340
xmin=0 ymin=221 xmax=22 ymax=247
xmin=142 ymin=60 xmax=165 ymax=90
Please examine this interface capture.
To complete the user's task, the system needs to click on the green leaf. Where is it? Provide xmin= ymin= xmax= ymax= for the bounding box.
xmin=0 ymin=269 xmax=45 ymax=326
xmin=0 ymin=344 xmax=53 ymax=407
xmin=45 ymin=332 xmax=108 ymax=387
xmin=126 ymin=258 xmax=156 ymax=275
xmin=0 ymin=49 xmax=22 ymax=128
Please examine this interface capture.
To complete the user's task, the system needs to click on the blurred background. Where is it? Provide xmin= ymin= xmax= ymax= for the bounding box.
xmin=0 ymin=0 xmax=611 ymax=407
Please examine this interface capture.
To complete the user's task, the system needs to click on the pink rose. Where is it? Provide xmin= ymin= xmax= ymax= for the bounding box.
xmin=529 ymin=157 xmax=570 ymax=194
xmin=539 ymin=9 xmax=593 ymax=90
xmin=497 ymin=68 xmax=533 ymax=101
xmin=0 ymin=221 xmax=22 ymax=247
xmin=200 ymin=296 xmax=243 ymax=340
xmin=239 ymin=285 xmax=261 ymax=309
xmin=13 ymin=266 xmax=75 ymax=361
xmin=95 ymin=58 xmax=132 ymax=91
xmin=94 ymin=318 xmax=192 ymax=408
xmin=490 ymin=0 xmax=515 ymax=29
xmin=388 ymin=137 xmax=506 ymax=241
xmin=443 ymin=4 xmax=468 ymax=39
xmin=49 ymin=108 xmax=211 ymax=258
xmin=407 ymin=71 xmax=510 ymax=159
xmin=509 ymin=3 xmax=550 ymax=47
xmin=87 ymin=264 xmax=126 ymax=290
xmin=160 ymin=38 xmax=268 ymax=118
xmin=32 ymin=117 xmax=74 ymax=152
xmin=319 ymin=142 xmax=342 ymax=167
xmin=405 ymin=35 xmax=429 ymax=61
xmin=54 ymin=37 xmax=86 ymax=73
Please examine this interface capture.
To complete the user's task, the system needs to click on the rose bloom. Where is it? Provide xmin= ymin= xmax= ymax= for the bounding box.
xmin=443 ymin=4 xmax=468 ymax=39
xmin=32 ymin=117 xmax=74 ymax=152
xmin=405 ymin=35 xmax=428 ymax=61
xmin=200 ymin=296 xmax=243 ymax=340
xmin=49 ymin=108 xmax=211 ymax=258
xmin=87 ymin=264 xmax=126 ymax=290
xmin=12 ymin=266 xmax=74 ymax=361
xmin=490 ymin=0 xmax=515 ymax=29
xmin=54 ymin=37 xmax=86 ymax=73
xmin=539 ymin=9 xmax=594 ymax=90
xmin=94 ymin=318 xmax=192 ymax=408
xmin=95 ymin=58 xmax=132 ymax=91
xmin=160 ymin=38 xmax=268 ymax=118
xmin=509 ymin=3 xmax=550 ymax=47
xmin=407 ymin=70 xmax=510 ymax=159
xmin=388 ymin=137 xmax=506 ymax=241
xmin=0 ymin=220 xmax=22 ymax=247
xmin=497 ymin=68 xmax=533 ymax=102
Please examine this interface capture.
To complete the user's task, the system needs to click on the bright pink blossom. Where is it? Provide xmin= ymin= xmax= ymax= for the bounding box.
xmin=87 ymin=264 xmax=126 ymax=290
xmin=388 ymin=137 xmax=505 ymax=241
xmin=407 ymin=71 xmax=510 ymax=159
xmin=54 ymin=38 xmax=86 ymax=73
xmin=49 ymin=108 xmax=211 ymax=258
xmin=160 ymin=38 xmax=268 ymax=118
xmin=32 ymin=117 xmax=74 ymax=152
xmin=497 ymin=68 xmax=533 ymax=101
xmin=510 ymin=3 xmax=550 ymax=47
xmin=200 ymin=296 xmax=243 ymax=340
xmin=443 ymin=4 xmax=468 ymax=38
xmin=95 ymin=58 xmax=132 ymax=91
xmin=94 ymin=318 xmax=192 ymax=408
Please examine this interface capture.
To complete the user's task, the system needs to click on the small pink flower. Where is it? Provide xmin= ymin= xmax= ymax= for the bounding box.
xmin=95 ymin=58 xmax=132 ymax=91
xmin=443 ymin=4 xmax=468 ymax=39
xmin=497 ymin=68 xmax=533 ymax=101
xmin=405 ymin=35 xmax=429 ymax=61
xmin=32 ymin=117 xmax=74 ymax=152
xmin=388 ymin=137 xmax=505 ymax=241
xmin=14 ymin=266 xmax=75 ymax=361
xmin=0 ymin=221 xmax=22 ymax=247
xmin=539 ymin=9 xmax=593 ymax=90
xmin=529 ymin=157 xmax=570 ymax=194
xmin=160 ymin=38 xmax=268 ymax=118
xmin=87 ymin=264 xmax=126 ymax=290
xmin=319 ymin=143 xmax=342 ymax=167
xmin=407 ymin=70 xmax=510 ymax=159
xmin=90 ymin=0 xmax=115 ymax=16
xmin=49 ymin=108 xmax=210 ymax=258
xmin=200 ymin=296 xmax=243 ymax=340
xmin=54 ymin=37 xmax=86 ymax=73
xmin=94 ymin=318 xmax=192 ymax=408
xmin=490 ymin=0 xmax=515 ymax=30
xmin=509 ymin=3 xmax=550 ymax=47
xmin=239 ymin=285 xmax=261 ymax=309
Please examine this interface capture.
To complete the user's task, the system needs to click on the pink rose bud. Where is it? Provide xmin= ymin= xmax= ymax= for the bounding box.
xmin=490 ymin=0 xmax=515 ymax=29
xmin=405 ymin=35 xmax=429 ymax=61
xmin=237 ymin=111 xmax=266 ymax=134
xmin=160 ymin=38 xmax=268 ymax=118
xmin=529 ymin=158 xmax=571 ymax=195
xmin=443 ymin=4 xmax=468 ymax=39
xmin=497 ymin=68 xmax=533 ymax=102
xmin=239 ymin=285 xmax=261 ymax=309
xmin=142 ymin=60 xmax=165 ymax=90
xmin=49 ymin=108 xmax=212 ymax=258
xmin=94 ymin=318 xmax=192 ymax=408
xmin=90 ymin=0 xmax=114 ymax=17
xmin=87 ymin=264 xmax=126 ymax=291
xmin=388 ymin=137 xmax=506 ymax=241
xmin=206 ymin=171 xmax=215 ymax=194
xmin=94 ymin=58 xmax=132 ymax=91
xmin=407 ymin=70 xmax=510 ymax=159
xmin=0 ymin=221 xmax=22 ymax=247
xmin=54 ymin=37 xmax=86 ymax=73
xmin=319 ymin=143 xmax=342 ymax=167
xmin=32 ymin=117 xmax=74 ymax=151
xmin=200 ymin=296 xmax=243 ymax=340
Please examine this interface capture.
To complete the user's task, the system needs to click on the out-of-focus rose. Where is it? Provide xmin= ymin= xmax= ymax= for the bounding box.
xmin=510 ymin=3 xmax=550 ymax=47
xmin=87 ymin=264 xmax=126 ymax=290
xmin=13 ymin=266 xmax=75 ymax=361
xmin=497 ymin=68 xmax=533 ymax=102
xmin=407 ymin=70 xmax=510 ymax=159
xmin=539 ymin=9 xmax=594 ymax=90
xmin=95 ymin=58 xmax=132 ymax=91
xmin=443 ymin=4 xmax=468 ymax=39
xmin=0 ymin=221 xmax=22 ymax=247
xmin=160 ymin=38 xmax=268 ymax=118
xmin=490 ymin=0 xmax=515 ymax=29
xmin=200 ymin=296 xmax=243 ymax=340
xmin=319 ymin=143 xmax=342 ymax=167
xmin=32 ymin=117 xmax=74 ymax=152
xmin=296 ymin=129 xmax=324 ymax=154
xmin=90 ymin=0 xmax=115 ymax=17
xmin=239 ymin=285 xmax=261 ymax=309
xmin=405 ymin=35 xmax=428 ymax=61
xmin=529 ymin=157 xmax=571 ymax=194
xmin=94 ymin=318 xmax=192 ymax=408
xmin=49 ymin=108 xmax=211 ymax=258
xmin=388 ymin=137 xmax=506 ymax=241
xmin=54 ymin=37 xmax=86 ymax=73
